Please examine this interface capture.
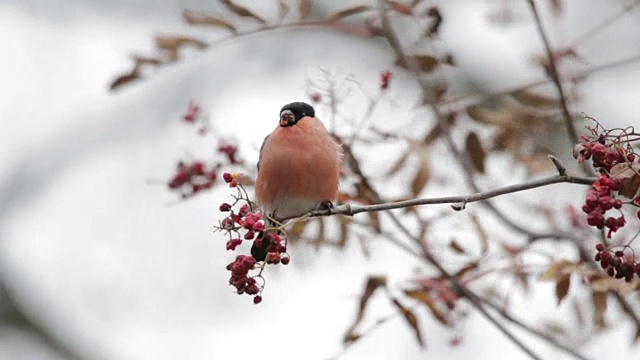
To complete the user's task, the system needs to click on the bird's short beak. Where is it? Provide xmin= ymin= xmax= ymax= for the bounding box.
xmin=279 ymin=111 xmax=295 ymax=126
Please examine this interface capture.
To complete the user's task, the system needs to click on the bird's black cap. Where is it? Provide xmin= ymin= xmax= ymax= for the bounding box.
xmin=280 ymin=102 xmax=315 ymax=126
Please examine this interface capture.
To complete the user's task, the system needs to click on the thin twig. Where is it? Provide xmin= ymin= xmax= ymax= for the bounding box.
xmin=298 ymin=173 xmax=595 ymax=219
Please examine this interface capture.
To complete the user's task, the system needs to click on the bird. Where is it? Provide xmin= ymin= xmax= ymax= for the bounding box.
xmin=255 ymin=101 xmax=342 ymax=221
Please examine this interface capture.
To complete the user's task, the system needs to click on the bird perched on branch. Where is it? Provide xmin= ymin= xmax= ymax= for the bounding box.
xmin=255 ymin=102 xmax=342 ymax=221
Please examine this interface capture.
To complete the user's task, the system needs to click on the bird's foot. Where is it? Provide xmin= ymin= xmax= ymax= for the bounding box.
xmin=316 ymin=200 xmax=334 ymax=212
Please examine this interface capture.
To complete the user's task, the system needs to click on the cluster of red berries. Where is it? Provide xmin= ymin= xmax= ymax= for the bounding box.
xmin=217 ymin=173 xmax=291 ymax=303
xmin=167 ymin=161 xmax=217 ymax=196
xmin=380 ymin=70 xmax=393 ymax=90
xmin=582 ymin=175 xmax=625 ymax=238
xmin=574 ymin=135 xmax=636 ymax=172
xmin=218 ymin=143 xmax=241 ymax=165
xmin=594 ymin=244 xmax=639 ymax=282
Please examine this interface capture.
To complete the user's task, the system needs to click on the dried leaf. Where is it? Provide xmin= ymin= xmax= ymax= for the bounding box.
xmin=220 ymin=0 xmax=267 ymax=24
xmin=391 ymin=297 xmax=425 ymax=347
xmin=448 ymin=238 xmax=466 ymax=254
xmin=183 ymin=11 xmax=237 ymax=32
xmin=410 ymin=146 xmax=431 ymax=196
xmin=327 ymin=5 xmax=371 ymax=22
xmin=109 ymin=67 xmax=140 ymax=91
xmin=610 ymin=162 xmax=640 ymax=199
xmin=404 ymin=289 xmax=449 ymax=325
xmin=590 ymin=275 xmax=640 ymax=295
xmin=337 ymin=216 xmax=350 ymax=247
xmin=465 ymin=132 xmax=486 ymax=174
xmin=592 ymin=291 xmax=607 ymax=328
xmin=510 ymin=89 xmax=558 ymax=108
xmin=466 ymin=103 xmax=514 ymax=127
xmin=343 ymin=276 xmax=387 ymax=344
xmin=555 ymin=275 xmax=571 ymax=304
xmin=540 ymin=259 xmax=574 ymax=281
xmin=368 ymin=211 xmax=381 ymax=233
xmin=395 ymin=55 xmax=439 ymax=72
xmin=299 ymin=0 xmax=311 ymax=19
xmin=155 ymin=35 xmax=207 ymax=60
xmin=388 ymin=1 xmax=413 ymax=15
xmin=425 ymin=6 xmax=442 ymax=36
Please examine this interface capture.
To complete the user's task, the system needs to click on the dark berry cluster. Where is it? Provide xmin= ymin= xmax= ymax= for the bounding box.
xmin=573 ymin=122 xmax=640 ymax=237
xmin=166 ymin=101 xmax=245 ymax=199
xmin=216 ymin=173 xmax=291 ymax=303
xmin=581 ymin=175 xmax=625 ymax=238
xmin=594 ymin=244 xmax=639 ymax=282
xmin=167 ymin=161 xmax=217 ymax=196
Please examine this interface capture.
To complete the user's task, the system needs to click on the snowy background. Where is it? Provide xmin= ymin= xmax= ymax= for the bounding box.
xmin=1 ymin=0 xmax=640 ymax=359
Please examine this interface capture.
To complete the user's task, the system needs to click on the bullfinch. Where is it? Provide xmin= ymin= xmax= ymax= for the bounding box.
xmin=255 ymin=102 xmax=342 ymax=221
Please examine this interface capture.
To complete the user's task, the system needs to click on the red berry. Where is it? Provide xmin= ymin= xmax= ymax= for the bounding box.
xmin=219 ymin=203 xmax=232 ymax=212
xmin=253 ymin=295 xmax=262 ymax=304
xmin=615 ymin=250 xmax=625 ymax=257
xmin=595 ymin=243 xmax=605 ymax=251
xmin=591 ymin=143 xmax=606 ymax=158
xmin=223 ymin=173 xmax=233 ymax=183
xmin=281 ymin=257 xmax=290 ymax=265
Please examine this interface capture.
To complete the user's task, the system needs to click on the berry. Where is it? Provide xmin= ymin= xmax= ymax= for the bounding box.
xmin=253 ymin=295 xmax=262 ymax=304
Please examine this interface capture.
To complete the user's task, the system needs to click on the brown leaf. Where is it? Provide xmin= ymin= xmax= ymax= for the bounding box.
xmin=109 ymin=67 xmax=140 ymax=91
xmin=395 ymin=55 xmax=439 ymax=72
xmin=610 ymin=162 xmax=640 ymax=199
xmin=299 ymin=0 xmax=311 ymax=19
xmin=466 ymin=103 xmax=514 ymax=127
xmin=337 ymin=216 xmax=351 ymax=247
xmin=592 ymin=291 xmax=607 ymax=328
xmin=183 ymin=11 xmax=237 ymax=33
xmin=368 ymin=211 xmax=381 ymax=233
xmin=448 ymin=238 xmax=466 ymax=254
xmin=425 ymin=6 xmax=442 ymax=36
xmin=540 ymin=259 xmax=575 ymax=281
xmin=343 ymin=276 xmax=387 ymax=344
xmin=391 ymin=297 xmax=425 ymax=347
xmin=155 ymin=35 xmax=207 ymax=60
xmin=590 ymin=275 xmax=640 ymax=295
xmin=410 ymin=146 xmax=431 ymax=196
xmin=510 ymin=89 xmax=558 ymax=108
xmin=555 ymin=275 xmax=571 ymax=305
xmin=404 ymin=289 xmax=449 ymax=325
xmin=388 ymin=1 xmax=413 ymax=15
xmin=219 ymin=0 xmax=267 ymax=24
xmin=465 ymin=132 xmax=486 ymax=174
xmin=327 ymin=5 xmax=371 ymax=22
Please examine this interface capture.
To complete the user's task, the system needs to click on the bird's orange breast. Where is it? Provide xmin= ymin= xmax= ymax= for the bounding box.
xmin=255 ymin=118 xmax=341 ymax=217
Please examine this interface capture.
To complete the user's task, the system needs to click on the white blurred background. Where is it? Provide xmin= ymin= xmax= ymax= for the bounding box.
xmin=1 ymin=0 xmax=640 ymax=359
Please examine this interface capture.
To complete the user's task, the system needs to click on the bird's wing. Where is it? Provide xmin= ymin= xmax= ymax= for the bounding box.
xmin=257 ymin=134 xmax=270 ymax=171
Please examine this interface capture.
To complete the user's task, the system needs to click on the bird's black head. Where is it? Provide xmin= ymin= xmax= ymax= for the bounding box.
xmin=279 ymin=102 xmax=315 ymax=127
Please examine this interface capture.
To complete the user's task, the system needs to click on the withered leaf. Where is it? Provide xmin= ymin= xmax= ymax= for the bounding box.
xmin=220 ymin=0 xmax=267 ymax=24
xmin=404 ymin=289 xmax=448 ymax=325
xmin=510 ymin=89 xmax=558 ymax=108
xmin=540 ymin=259 xmax=575 ymax=281
xmin=387 ymin=1 xmax=413 ymax=15
xmin=298 ymin=0 xmax=311 ymax=20
xmin=590 ymin=274 xmax=640 ymax=295
xmin=592 ymin=290 xmax=607 ymax=328
xmin=327 ymin=5 xmax=371 ymax=22
xmin=555 ymin=275 xmax=571 ymax=305
xmin=391 ymin=297 xmax=425 ymax=347
xmin=410 ymin=146 xmax=431 ymax=196
xmin=109 ymin=68 xmax=140 ymax=91
xmin=465 ymin=132 xmax=486 ymax=174
xmin=343 ymin=276 xmax=387 ymax=344
xmin=395 ymin=55 xmax=439 ymax=72
xmin=337 ymin=216 xmax=351 ymax=247
xmin=466 ymin=103 xmax=513 ymax=126
xmin=155 ymin=35 xmax=207 ymax=59
xmin=183 ymin=11 xmax=237 ymax=32
xmin=610 ymin=162 xmax=640 ymax=199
